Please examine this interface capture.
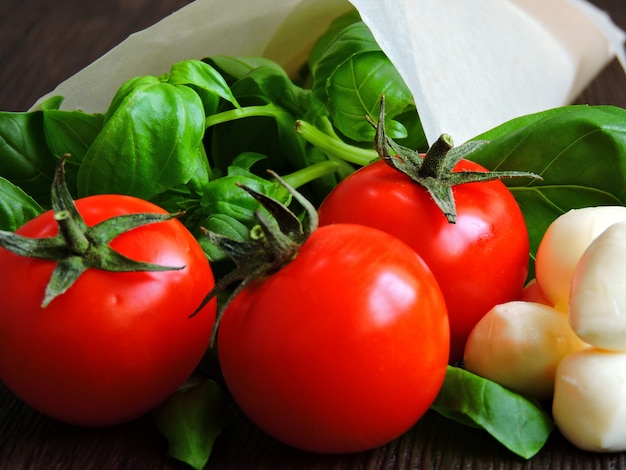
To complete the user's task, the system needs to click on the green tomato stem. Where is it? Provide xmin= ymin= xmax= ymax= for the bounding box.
xmin=0 ymin=156 xmax=185 ymax=307
xmin=193 ymin=172 xmax=318 ymax=344
xmin=54 ymin=209 xmax=90 ymax=255
xmin=417 ymin=134 xmax=455 ymax=179
xmin=372 ymin=95 xmax=542 ymax=224
xmin=294 ymin=119 xmax=378 ymax=167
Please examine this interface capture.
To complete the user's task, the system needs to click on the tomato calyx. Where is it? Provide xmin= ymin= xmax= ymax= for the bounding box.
xmin=0 ymin=155 xmax=185 ymax=307
xmin=370 ymin=95 xmax=541 ymax=223
xmin=191 ymin=170 xmax=318 ymax=343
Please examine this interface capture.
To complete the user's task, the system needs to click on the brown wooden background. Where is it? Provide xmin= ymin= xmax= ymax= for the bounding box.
xmin=1 ymin=0 xmax=626 ymax=468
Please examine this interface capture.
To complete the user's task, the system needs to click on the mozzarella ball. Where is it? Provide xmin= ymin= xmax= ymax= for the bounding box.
xmin=463 ymin=301 xmax=587 ymax=400
xmin=553 ymin=348 xmax=626 ymax=452
xmin=569 ymin=220 xmax=626 ymax=350
xmin=535 ymin=206 xmax=626 ymax=311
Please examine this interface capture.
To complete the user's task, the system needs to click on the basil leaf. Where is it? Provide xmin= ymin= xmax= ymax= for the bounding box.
xmin=168 ymin=59 xmax=240 ymax=115
xmin=307 ymin=9 xmax=362 ymax=74
xmin=37 ymin=98 xmax=104 ymax=196
xmin=310 ymin=21 xmax=426 ymax=148
xmin=153 ymin=379 xmax=230 ymax=470
xmin=198 ymin=213 xmax=251 ymax=262
xmin=76 ymin=75 xmax=206 ymax=200
xmin=468 ymin=105 xmax=626 ymax=273
xmin=0 ymin=176 xmax=44 ymax=231
xmin=0 ymin=110 xmax=56 ymax=206
xmin=41 ymin=97 xmax=104 ymax=164
xmin=197 ymin=153 xmax=291 ymax=261
xmin=326 ymin=50 xmax=414 ymax=141
xmin=206 ymin=56 xmax=308 ymax=115
xmin=200 ymin=153 xmax=289 ymax=224
xmin=190 ymin=143 xmax=213 ymax=195
xmin=431 ymin=366 xmax=554 ymax=459
xmin=206 ymin=55 xmax=284 ymax=82
xmin=310 ymin=21 xmax=381 ymax=116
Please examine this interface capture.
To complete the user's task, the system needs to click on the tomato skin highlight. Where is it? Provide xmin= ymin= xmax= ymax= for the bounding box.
xmin=217 ymin=223 xmax=449 ymax=454
xmin=0 ymin=195 xmax=216 ymax=426
xmin=318 ymin=160 xmax=529 ymax=362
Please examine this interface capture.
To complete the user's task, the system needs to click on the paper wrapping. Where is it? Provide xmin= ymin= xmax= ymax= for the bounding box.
xmin=33 ymin=0 xmax=626 ymax=144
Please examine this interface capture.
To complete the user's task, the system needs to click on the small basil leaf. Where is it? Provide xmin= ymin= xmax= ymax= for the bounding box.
xmin=310 ymin=21 xmax=425 ymax=146
xmin=0 ymin=109 xmax=56 ymax=206
xmin=206 ymin=56 xmax=312 ymax=127
xmin=310 ymin=21 xmax=381 ymax=116
xmin=0 ymin=176 xmax=45 ymax=231
xmin=431 ymin=366 xmax=554 ymax=459
xmin=326 ymin=51 xmax=413 ymax=141
xmin=206 ymin=56 xmax=310 ymax=115
xmin=198 ymin=213 xmax=251 ymax=262
xmin=205 ymin=55 xmax=283 ymax=83
xmin=235 ymin=64 xmax=310 ymax=117
xmin=41 ymin=97 xmax=104 ymax=164
xmin=307 ymin=9 xmax=362 ymax=74
xmin=184 ymin=144 xmax=212 ymax=198
xmin=167 ymin=59 xmax=239 ymax=115
xmin=198 ymin=153 xmax=291 ymax=261
xmin=153 ymin=379 xmax=230 ymax=470
xmin=225 ymin=151 xmax=267 ymax=173
xmin=200 ymin=172 xmax=281 ymax=225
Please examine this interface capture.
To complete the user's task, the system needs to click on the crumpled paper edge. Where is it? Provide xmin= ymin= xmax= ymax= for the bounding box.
xmin=31 ymin=0 xmax=352 ymax=113
xmin=568 ymin=0 xmax=626 ymax=73
xmin=31 ymin=0 xmax=626 ymax=145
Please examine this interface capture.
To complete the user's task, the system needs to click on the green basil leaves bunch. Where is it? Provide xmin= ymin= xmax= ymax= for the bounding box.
xmin=0 ymin=10 xmax=431 ymax=262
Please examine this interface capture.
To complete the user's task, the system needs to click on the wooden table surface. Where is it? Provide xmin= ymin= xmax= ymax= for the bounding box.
xmin=2 ymin=1 xmax=626 ymax=469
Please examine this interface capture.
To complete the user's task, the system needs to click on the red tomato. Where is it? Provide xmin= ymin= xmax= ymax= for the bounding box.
xmin=217 ymin=223 xmax=449 ymax=454
xmin=0 ymin=195 xmax=216 ymax=426
xmin=519 ymin=279 xmax=553 ymax=307
xmin=318 ymin=160 xmax=529 ymax=363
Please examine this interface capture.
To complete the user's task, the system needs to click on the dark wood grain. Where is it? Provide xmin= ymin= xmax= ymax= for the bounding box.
xmin=1 ymin=1 xmax=626 ymax=469
xmin=0 ymin=0 xmax=193 ymax=112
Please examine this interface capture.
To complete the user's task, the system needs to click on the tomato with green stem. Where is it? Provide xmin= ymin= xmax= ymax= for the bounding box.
xmin=318 ymin=97 xmax=538 ymax=362
xmin=0 ymin=157 xmax=216 ymax=426
xmin=200 ymin=172 xmax=449 ymax=454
